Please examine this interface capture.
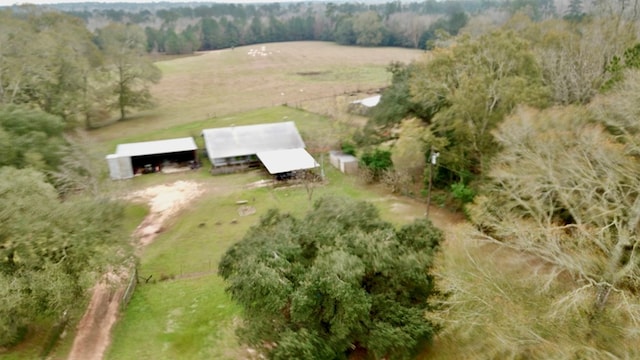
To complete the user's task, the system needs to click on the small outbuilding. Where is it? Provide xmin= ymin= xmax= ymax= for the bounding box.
xmin=106 ymin=137 xmax=198 ymax=180
xmin=202 ymin=121 xmax=316 ymax=175
xmin=329 ymin=150 xmax=359 ymax=175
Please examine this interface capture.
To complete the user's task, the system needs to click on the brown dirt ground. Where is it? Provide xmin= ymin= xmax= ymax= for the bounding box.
xmin=67 ymin=181 xmax=204 ymax=360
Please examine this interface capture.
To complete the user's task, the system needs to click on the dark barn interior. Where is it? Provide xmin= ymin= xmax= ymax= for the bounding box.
xmin=131 ymin=150 xmax=197 ymax=173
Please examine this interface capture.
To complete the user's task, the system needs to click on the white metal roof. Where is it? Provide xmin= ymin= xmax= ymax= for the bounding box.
xmin=257 ymin=148 xmax=319 ymax=174
xmin=201 ymin=121 xmax=305 ymax=160
xmin=351 ymin=95 xmax=381 ymax=108
xmin=115 ymin=137 xmax=197 ymax=157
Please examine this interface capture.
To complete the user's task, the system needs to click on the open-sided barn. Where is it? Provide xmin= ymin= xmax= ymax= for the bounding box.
xmin=201 ymin=121 xmax=318 ymax=175
xmin=106 ymin=137 xmax=198 ymax=180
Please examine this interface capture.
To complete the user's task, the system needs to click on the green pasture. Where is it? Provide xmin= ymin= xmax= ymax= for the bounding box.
xmin=105 ymin=115 xmax=427 ymax=359
xmin=106 ymin=275 xmax=242 ymax=360
xmin=107 ymin=168 xmax=428 ymax=359
xmin=91 ymin=42 xmax=422 ymax=143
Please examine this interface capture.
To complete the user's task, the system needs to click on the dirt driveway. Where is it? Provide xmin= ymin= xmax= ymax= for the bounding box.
xmin=67 ymin=181 xmax=204 ymax=360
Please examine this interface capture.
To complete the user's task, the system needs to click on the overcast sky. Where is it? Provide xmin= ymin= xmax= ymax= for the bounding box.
xmin=0 ymin=0 xmax=315 ymax=6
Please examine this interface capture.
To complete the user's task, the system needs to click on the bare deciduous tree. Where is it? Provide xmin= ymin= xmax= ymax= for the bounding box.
xmin=469 ymin=105 xmax=640 ymax=318
xmin=514 ymin=17 xmax=635 ymax=105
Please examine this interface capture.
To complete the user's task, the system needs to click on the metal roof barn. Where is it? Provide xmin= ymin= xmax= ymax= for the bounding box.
xmin=106 ymin=137 xmax=198 ymax=180
xmin=115 ymin=137 xmax=197 ymax=157
xmin=201 ymin=121 xmax=306 ymax=168
xmin=257 ymin=148 xmax=319 ymax=174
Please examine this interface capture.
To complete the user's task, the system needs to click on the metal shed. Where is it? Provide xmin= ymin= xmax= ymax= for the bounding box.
xmin=106 ymin=137 xmax=198 ymax=180
xmin=201 ymin=121 xmax=307 ymax=171
xmin=257 ymin=148 xmax=319 ymax=175
xmin=329 ymin=150 xmax=359 ymax=175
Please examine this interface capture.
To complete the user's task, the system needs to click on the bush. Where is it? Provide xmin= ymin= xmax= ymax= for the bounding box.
xmin=360 ymin=149 xmax=392 ymax=181
xmin=450 ymin=181 xmax=476 ymax=204
xmin=341 ymin=141 xmax=356 ymax=156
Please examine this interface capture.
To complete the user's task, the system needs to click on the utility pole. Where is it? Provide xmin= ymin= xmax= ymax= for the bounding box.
xmin=426 ymin=147 xmax=439 ymax=218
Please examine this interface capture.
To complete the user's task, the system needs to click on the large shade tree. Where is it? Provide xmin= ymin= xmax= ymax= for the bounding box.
xmin=0 ymin=105 xmax=66 ymax=171
xmin=219 ymin=196 xmax=443 ymax=360
xmin=97 ymin=23 xmax=161 ymax=120
xmin=0 ymin=9 xmax=103 ymax=125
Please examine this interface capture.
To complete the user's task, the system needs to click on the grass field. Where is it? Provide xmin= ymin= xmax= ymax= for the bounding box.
xmin=105 ymin=164 xmax=436 ymax=359
xmin=83 ymin=42 xmax=435 ymax=359
xmin=92 ymin=41 xmax=423 ymax=143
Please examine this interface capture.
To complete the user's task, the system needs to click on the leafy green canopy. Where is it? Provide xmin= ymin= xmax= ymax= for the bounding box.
xmin=219 ymin=196 xmax=443 ymax=360
xmin=410 ymin=31 xmax=549 ymax=180
xmin=360 ymin=149 xmax=393 ymax=181
xmin=0 ymin=10 xmax=101 ymax=124
xmin=0 ymin=167 xmax=130 ymax=346
xmin=0 ymin=105 xmax=66 ymax=171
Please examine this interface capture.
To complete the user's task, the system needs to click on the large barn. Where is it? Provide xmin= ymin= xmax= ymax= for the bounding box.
xmin=201 ymin=121 xmax=318 ymax=176
xmin=106 ymin=137 xmax=198 ymax=180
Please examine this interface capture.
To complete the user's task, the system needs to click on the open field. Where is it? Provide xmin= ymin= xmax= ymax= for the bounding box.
xmin=0 ymin=41 xmax=464 ymax=360
xmin=76 ymin=41 xmax=443 ymax=360
xmin=92 ymin=41 xmax=424 ymax=143
xmin=105 ymin=164 xmax=460 ymax=360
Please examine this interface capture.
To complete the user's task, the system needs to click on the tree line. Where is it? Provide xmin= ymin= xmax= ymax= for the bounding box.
xmin=43 ymin=1 xmax=586 ymax=57
xmin=0 ymin=7 xmax=161 ymax=128
xmin=0 ymin=107 xmax=133 ymax=347
xmin=0 ymin=7 xmax=157 ymax=347
xmin=56 ymin=1 xmax=480 ymax=54
xmin=347 ymin=0 xmax=640 ymax=357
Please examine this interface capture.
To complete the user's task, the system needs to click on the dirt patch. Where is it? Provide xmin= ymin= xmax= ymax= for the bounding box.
xmin=384 ymin=195 xmax=465 ymax=229
xmin=245 ymin=179 xmax=275 ymax=189
xmin=128 ymin=180 xmax=205 ymax=247
xmin=67 ymin=181 xmax=204 ymax=360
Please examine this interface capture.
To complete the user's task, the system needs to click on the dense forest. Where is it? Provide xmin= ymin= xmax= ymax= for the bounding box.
xmin=4 ymin=0 xmax=640 ymax=358
xmin=0 ymin=6 xmax=157 ymax=349
xmin=356 ymin=0 xmax=640 ymax=357
xmin=5 ymin=0 xmax=568 ymax=54
xmin=57 ymin=0 xmax=477 ymax=52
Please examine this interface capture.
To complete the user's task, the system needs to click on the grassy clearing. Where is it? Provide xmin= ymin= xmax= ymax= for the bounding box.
xmin=106 ymin=275 xmax=241 ymax=360
xmin=107 ymin=161 xmax=432 ymax=359
xmin=91 ymin=41 xmax=422 ymax=143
